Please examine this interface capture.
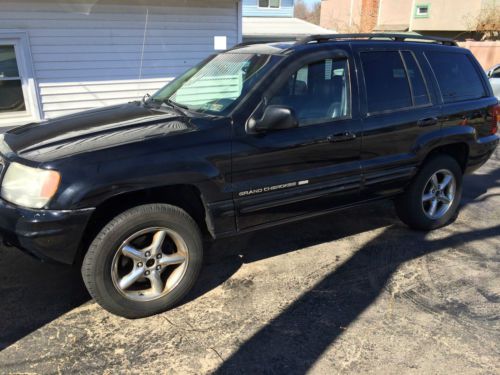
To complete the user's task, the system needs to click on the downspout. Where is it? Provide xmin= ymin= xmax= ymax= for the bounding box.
xmin=237 ymin=0 xmax=243 ymax=43
xmin=409 ymin=0 xmax=416 ymax=32
xmin=349 ymin=0 xmax=354 ymax=27
xmin=377 ymin=0 xmax=383 ymax=29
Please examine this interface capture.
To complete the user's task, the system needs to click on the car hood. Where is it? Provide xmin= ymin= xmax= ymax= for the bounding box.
xmin=2 ymin=103 xmax=196 ymax=163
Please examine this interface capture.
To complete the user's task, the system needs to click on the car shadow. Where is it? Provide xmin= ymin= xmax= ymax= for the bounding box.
xmin=187 ymin=159 xmax=500 ymax=307
xmin=0 ymin=156 xmax=498 ymax=355
xmin=0 ymin=249 xmax=89 ymax=350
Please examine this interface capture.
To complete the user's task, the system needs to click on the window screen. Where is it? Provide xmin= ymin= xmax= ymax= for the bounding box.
xmin=401 ymin=51 xmax=430 ymax=106
xmin=361 ymin=51 xmax=412 ymax=113
xmin=269 ymin=59 xmax=350 ymax=126
xmin=426 ymin=52 xmax=485 ymax=103
xmin=0 ymin=45 xmax=26 ymax=113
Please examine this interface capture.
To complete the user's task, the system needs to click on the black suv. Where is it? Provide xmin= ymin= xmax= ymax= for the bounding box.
xmin=0 ymin=34 xmax=498 ymax=318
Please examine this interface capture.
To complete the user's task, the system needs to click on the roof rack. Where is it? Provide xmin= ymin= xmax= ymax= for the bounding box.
xmin=296 ymin=33 xmax=458 ymax=47
xmin=228 ymin=40 xmax=282 ymax=51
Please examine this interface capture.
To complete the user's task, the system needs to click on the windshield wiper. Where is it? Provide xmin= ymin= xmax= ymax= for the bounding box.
xmin=159 ymin=98 xmax=188 ymax=116
xmin=166 ymin=99 xmax=189 ymax=110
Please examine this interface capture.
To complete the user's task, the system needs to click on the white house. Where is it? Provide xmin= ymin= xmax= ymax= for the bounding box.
xmin=242 ymin=0 xmax=331 ymax=42
xmin=0 ymin=0 xmax=242 ymax=129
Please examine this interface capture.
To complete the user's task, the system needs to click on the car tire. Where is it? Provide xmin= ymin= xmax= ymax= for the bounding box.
xmin=82 ymin=203 xmax=203 ymax=318
xmin=395 ymin=154 xmax=463 ymax=230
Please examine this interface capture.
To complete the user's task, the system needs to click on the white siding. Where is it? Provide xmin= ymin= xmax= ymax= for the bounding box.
xmin=0 ymin=0 xmax=239 ymax=120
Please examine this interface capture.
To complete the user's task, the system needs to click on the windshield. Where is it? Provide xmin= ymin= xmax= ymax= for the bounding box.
xmin=150 ymin=53 xmax=277 ymax=115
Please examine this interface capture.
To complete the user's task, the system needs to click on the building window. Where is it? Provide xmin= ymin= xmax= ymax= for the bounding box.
xmin=415 ymin=4 xmax=430 ymax=18
xmin=258 ymin=0 xmax=281 ymax=9
xmin=0 ymin=45 xmax=26 ymax=114
xmin=0 ymin=34 xmax=40 ymax=125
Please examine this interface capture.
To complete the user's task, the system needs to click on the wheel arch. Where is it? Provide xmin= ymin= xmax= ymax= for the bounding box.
xmin=77 ymin=184 xmax=214 ymax=263
xmin=422 ymin=142 xmax=470 ymax=172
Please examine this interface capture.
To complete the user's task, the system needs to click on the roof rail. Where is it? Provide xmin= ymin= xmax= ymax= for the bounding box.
xmin=296 ymin=33 xmax=458 ymax=47
xmin=228 ymin=40 xmax=282 ymax=51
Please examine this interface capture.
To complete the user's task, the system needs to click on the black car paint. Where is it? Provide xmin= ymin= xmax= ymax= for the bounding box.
xmin=0 ymin=40 xmax=498 ymax=264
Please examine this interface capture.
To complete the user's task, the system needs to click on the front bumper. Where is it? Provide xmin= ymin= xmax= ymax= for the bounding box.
xmin=0 ymin=199 xmax=94 ymax=264
xmin=465 ymin=134 xmax=499 ymax=174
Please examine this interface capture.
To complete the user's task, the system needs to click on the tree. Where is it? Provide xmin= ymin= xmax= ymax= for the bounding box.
xmin=465 ymin=2 xmax=500 ymax=40
xmin=295 ymin=0 xmax=321 ymax=25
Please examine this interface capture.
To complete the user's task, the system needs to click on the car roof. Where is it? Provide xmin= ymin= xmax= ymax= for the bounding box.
xmin=228 ymin=33 xmax=461 ymax=56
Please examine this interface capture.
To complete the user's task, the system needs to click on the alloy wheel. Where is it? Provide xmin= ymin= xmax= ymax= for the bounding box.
xmin=111 ymin=227 xmax=189 ymax=302
xmin=421 ymin=169 xmax=456 ymax=220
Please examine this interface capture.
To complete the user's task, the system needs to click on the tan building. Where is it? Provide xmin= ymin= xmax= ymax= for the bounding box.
xmin=320 ymin=0 xmax=499 ymax=39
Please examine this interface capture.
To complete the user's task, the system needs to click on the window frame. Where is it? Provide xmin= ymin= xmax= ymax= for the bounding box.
xmin=0 ymin=31 xmax=41 ymax=126
xmin=414 ymin=4 xmax=430 ymax=18
xmin=359 ymin=49 xmax=432 ymax=117
xmin=258 ymin=0 xmax=281 ymax=9
xmin=400 ymin=50 xmax=432 ymax=109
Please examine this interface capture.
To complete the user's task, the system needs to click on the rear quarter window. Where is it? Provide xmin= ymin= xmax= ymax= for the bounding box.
xmin=426 ymin=51 xmax=486 ymax=103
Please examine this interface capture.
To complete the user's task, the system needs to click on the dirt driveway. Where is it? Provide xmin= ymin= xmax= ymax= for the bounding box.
xmin=1 ymin=151 xmax=499 ymax=374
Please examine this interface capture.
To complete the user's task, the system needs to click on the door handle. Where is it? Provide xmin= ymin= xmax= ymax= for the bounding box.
xmin=327 ymin=132 xmax=357 ymax=142
xmin=417 ymin=117 xmax=438 ymax=127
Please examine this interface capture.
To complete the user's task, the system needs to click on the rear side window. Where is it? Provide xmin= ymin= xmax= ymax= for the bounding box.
xmin=361 ymin=51 xmax=412 ymax=113
xmin=401 ymin=51 xmax=430 ymax=106
xmin=426 ymin=51 xmax=486 ymax=103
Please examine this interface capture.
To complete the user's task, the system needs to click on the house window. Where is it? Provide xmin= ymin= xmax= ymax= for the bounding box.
xmin=0 ymin=34 xmax=40 ymax=125
xmin=415 ymin=4 xmax=430 ymax=18
xmin=0 ymin=45 xmax=26 ymax=114
xmin=258 ymin=0 xmax=281 ymax=9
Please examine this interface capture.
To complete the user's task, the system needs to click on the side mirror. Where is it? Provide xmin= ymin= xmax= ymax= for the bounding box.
xmin=247 ymin=105 xmax=299 ymax=134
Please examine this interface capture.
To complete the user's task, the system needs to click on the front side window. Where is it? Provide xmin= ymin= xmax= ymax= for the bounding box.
xmin=151 ymin=53 xmax=276 ymax=115
xmin=269 ymin=58 xmax=350 ymax=126
xmin=426 ymin=51 xmax=486 ymax=103
xmin=491 ymin=66 xmax=500 ymax=78
xmin=361 ymin=51 xmax=412 ymax=113
xmin=0 ymin=45 xmax=26 ymax=114
xmin=259 ymin=0 xmax=281 ymax=9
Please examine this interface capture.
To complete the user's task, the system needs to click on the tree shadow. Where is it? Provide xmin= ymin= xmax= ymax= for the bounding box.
xmin=214 ymin=221 xmax=500 ymax=374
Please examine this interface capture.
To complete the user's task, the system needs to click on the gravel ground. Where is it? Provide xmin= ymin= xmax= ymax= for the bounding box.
xmin=0 ymin=150 xmax=499 ymax=374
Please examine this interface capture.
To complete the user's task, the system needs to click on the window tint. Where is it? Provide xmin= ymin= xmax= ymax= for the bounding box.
xmin=426 ymin=52 xmax=485 ymax=103
xmin=491 ymin=67 xmax=500 ymax=79
xmin=269 ymin=59 xmax=350 ymax=126
xmin=361 ymin=51 xmax=412 ymax=113
xmin=401 ymin=51 xmax=430 ymax=106
xmin=0 ymin=45 xmax=26 ymax=113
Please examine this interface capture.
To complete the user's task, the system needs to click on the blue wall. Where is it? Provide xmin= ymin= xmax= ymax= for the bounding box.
xmin=242 ymin=0 xmax=294 ymax=17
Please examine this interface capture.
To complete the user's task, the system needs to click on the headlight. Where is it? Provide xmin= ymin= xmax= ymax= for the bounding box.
xmin=1 ymin=162 xmax=61 ymax=209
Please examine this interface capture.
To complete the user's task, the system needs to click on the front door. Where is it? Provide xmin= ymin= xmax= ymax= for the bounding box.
xmin=231 ymin=49 xmax=363 ymax=230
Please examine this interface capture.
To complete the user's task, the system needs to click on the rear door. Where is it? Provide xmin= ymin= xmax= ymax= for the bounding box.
xmin=231 ymin=48 xmax=363 ymax=230
xmin=351 ymin=45 xmax=441 ymax=197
